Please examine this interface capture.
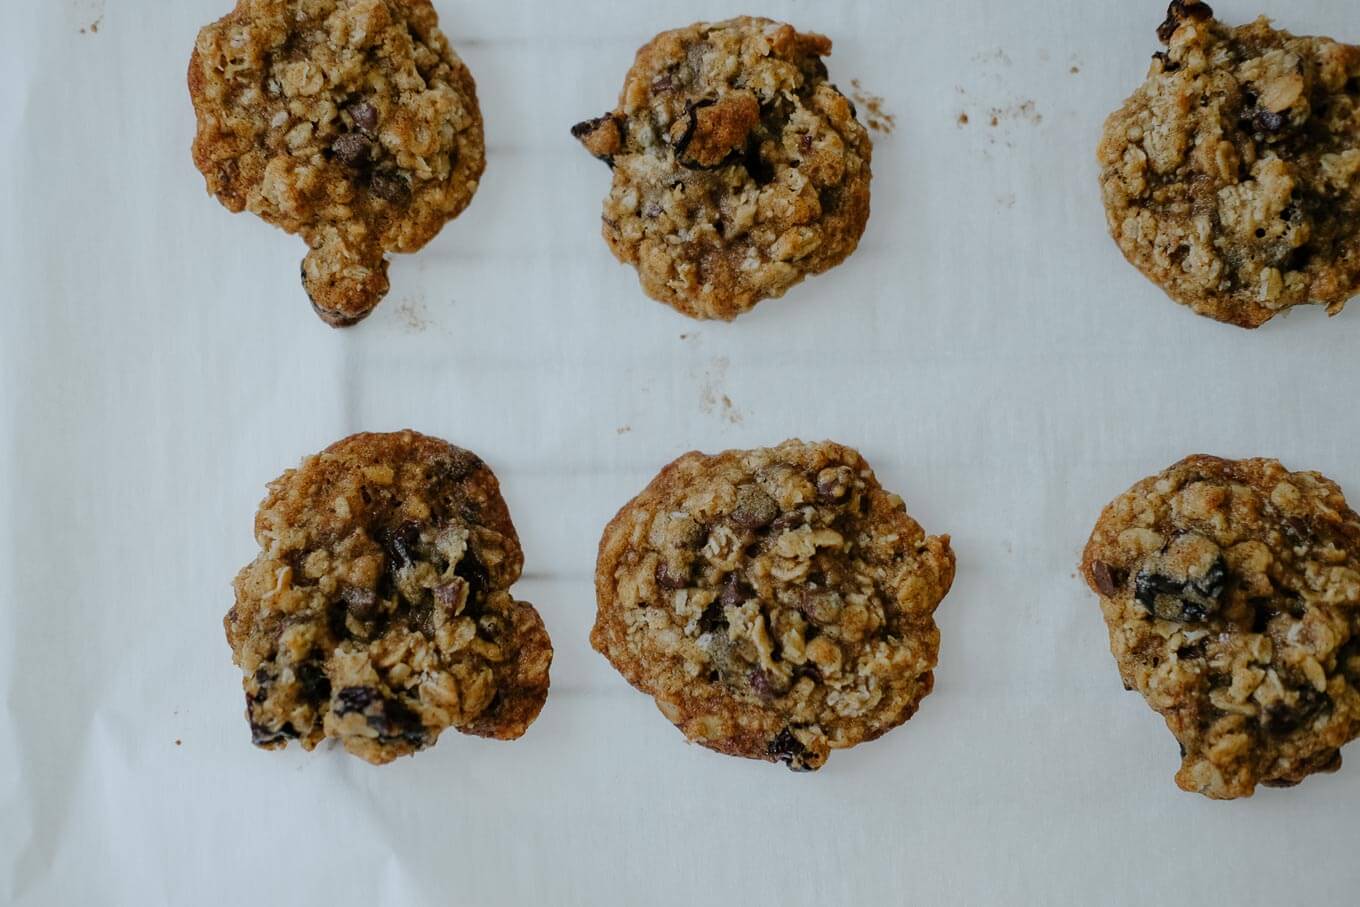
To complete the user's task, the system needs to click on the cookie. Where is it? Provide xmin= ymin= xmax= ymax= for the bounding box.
xmin=189 ymin=0 xmax=485 ymax=327
xmin=1081 ymin=455 xmax=1360 ymax=798
xmin=226 ymin=431 xmax=551 ymax=764
xmin=593 ymin=440 xmax=954 ymax=770
xmin=572 ymin=17 xmax=872 ymax=321
xmin=1098 ymin=1 xmax=1360 ymax=327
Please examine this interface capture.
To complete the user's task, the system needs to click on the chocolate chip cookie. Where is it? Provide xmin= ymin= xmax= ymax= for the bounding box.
xmin=593 ymin=440 xmax=954 ymax=770
xmin=226 ymin=431 xmax=551 ymax=764
xmin=189 ymin=0 xmax=485 ymax=327
xmin=1081 ymin=455 xmax=1360 ymax=798
xmin=1098 ymin=1 xmax=1360 ymax=327
xmin=572 ymin=17 xmax=873 ymax=321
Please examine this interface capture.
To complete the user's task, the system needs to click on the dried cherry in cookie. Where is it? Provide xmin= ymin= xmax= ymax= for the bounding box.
xmin=1081 ymin=456 xmax=1360 ymax=798
xmin=226 ymin=431 xmax=552 ymax=764
xmin=1098 ymin=3 xmax=1360 ymax=326
xmin=188 ymin=0 xmax=485 ymax=327
xmin=592 ymin=440 xmax=955 ymax=770
xmin=572 ymin=18 xmax=873 ymax=321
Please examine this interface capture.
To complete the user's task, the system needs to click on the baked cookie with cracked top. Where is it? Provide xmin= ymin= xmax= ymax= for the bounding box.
xmin=1098 ymin=1 xmax=1360 ymax=327
xmin=593 ymin=440 xmax=954 ymax=770
xmin=189 ymin=0 xmax=485 ymax=326
xmin=1081 ymin=455 xmax=1360 ymax=798
xmin=572 ymin=17 xmax=873 ymax=321
xmin=226 ymin=431 xmax=551 ymax=764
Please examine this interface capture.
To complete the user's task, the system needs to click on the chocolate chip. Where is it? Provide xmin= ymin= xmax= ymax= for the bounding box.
xmin=1133 ymin=535 xmax=1228 ymax=623
xmin=369 ymin=170 xmax=411 ymax=205
xmin=335 ymin=685 xmax=380 ymax=715
xmin=816 ymin=467 xmax=853 ymax=503
xmin=654 ymin=562 xmax=689 ymax=590
xmin=454 ymin=550 xmax=490 ymax=607
xmin=699 ymin=600 xmax=728 ymax=633
xmin=374 ymin=695 xmax=426 ymax=743
xmin=433 ymin=578 xmax=468 ymax=615
xmin=719 ymin=573 xmax=747 ymax=609
xmin=731 ymin=486 xmax=779 ymax=530
xmin=1157 ymin=0 xmax=1213 ymax=45
xmin=341 ymin=586 xmax=380 ymax=622
xmin=296 ymin=662 xmax=331 ymax=705
xmin=741 ymin=140 xmax=775 ymax=186
xmin=1263 ymin=687 xmax=1330 ymax=736
xmin=748 ymin=669 xmax=775 ymax=699
xmin=651 ymin=74 xmax=674 ymax=93
xmin=1134 ymin=557 xmax=1226 ymax=622
xmin=768 ymin=511 xmax=805 ymax=534
xmin=332 ymin=132 xmax=373 ymax=165
xmin=1091 ymin=561 xmax=1125 ymax=597
xmin=799 ymin=133 xmax=814 ymax=153
xmin=1151 ymin=51 xmax=1182 ymax=73
xmin=1253 ymin=108 xmax=1288 ymax=134
xmin=250 ymin=720 xmax=298 ymax=746
xmin=348 ymin=101 xmax=379 ymax=133
xmin=767 ymin=728 xmax=813 ymax=771
xmin=384 ymin=521 xmax=422 ymax=569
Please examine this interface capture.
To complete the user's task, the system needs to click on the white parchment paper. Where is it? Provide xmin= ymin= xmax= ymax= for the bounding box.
xmin=3 ymin=0 xmax=1360 ymax=903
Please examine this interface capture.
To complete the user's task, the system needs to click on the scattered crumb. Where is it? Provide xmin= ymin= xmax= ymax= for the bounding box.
xmin=79 ymin=17 xmax=101 ymax=33
xmin=972 ymin=48 xmax=1013 ymax=67
xmin=850 ymin=80 xmax=896 ymax=135
xmin=679 ymin=332 xmax=695 ymax=341
xmin=696 ymin=357 xmax=744 ymax=425
xmin=175 ymin=739 xmax=182 ymax=747
xmin=957 ymin=113 xmax=970 ymax=126
xmin=996 ymin=192 xmax=1016 ymax=209
xmin=1070 ymin=66 xmax=1081 ymax=75
xmin=616 ymin=425 xmax=632 ymax=435
xmin=988 ymin=100 xmax=1042 ymax=126
xmin=394 ymin=298 xmax=430 ymax=333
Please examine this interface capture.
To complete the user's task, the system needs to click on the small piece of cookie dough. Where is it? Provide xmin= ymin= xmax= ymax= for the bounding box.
xmin=1098 ymin=1 xmax=1360 ymax=327
xmin=189 ymin=0 xmax=485 ymax=326
xmin=1081 ymin=455 xmax=1360 ymax=798
xmin=226 ymin=431 xmax=551 ymax=764
xmin=572 ymin=17 xmax=873 ymax=321
xmin=593 ymin=440 xmax=954 ymax=770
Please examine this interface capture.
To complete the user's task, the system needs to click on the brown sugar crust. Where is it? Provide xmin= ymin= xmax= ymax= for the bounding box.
xmin=572 ymin=17 xmax=873 ymax=321
xmin=593 ymin=440 xmax=954 ymax=770
xmin=1081 ymin=455 xmax=1360 ymax=798
xmin=1098 ymin=1 xmax=1360 ymax=327
xmin=226 ymin=431 xmax=551 ymax=764
xmin=189 ymin=0 xmax=485 ymax=326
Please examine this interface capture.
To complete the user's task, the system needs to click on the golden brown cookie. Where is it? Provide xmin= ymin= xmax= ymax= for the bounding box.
xmin=572 ymin=17 xmax=873 ymax=321
xmin=1098 ymin=2 xmax=1360 ymax=327
xmin=593 ymin=440 xmax=954 ymax=770
xmin=189 ymin=0 xmax=485 ymax=326
xmin=1081 ymin=455 xmax=1360 ymax=798
xmin=226 ymin=431 xmax=551 ymax=764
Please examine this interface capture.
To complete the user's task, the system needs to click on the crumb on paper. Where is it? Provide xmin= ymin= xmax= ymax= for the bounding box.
xmin=1070 ymin=65 xmax=1080 ymax=74
xmin=996 ymin=193 xmax=1016 ymax=209
xmin=697 ymin=357 xmax=744 ymax=425
xmin=617 ymin=425 xmax=631 ymax=435
xmin=957 ymin=113 xmax=970 ymax=126
xmin=175 ymin=739 xmax=182 ymax=747
xmin=989 ymin=100 xmax=1041 ymax=126
xmin=849 ymin=80 xmax=895 ymax=135
xmin=393 ymin=298 xmax=430 ymax=333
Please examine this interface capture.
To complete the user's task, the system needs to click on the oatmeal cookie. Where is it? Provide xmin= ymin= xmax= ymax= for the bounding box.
xmin=593 ymin=440 xmax=954 ymax=770
xmin=572 ymin=17 xmax=873 ymax=321
xmin=226 ymin=431 xmax=551 ymax=764
xmin=189 ymin=0 xmax=485 ymax=327
xmin=1081 ymin=455 xmax=1360 ymax=798
xmin=1098 ymin=1 xmax=1360 ymax=327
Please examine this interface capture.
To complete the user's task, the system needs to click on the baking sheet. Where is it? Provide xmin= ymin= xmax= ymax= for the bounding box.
xmin=3 ymin=0 xmax=1360 ymax=903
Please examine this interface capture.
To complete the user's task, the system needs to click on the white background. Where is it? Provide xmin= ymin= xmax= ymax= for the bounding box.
xmin=3 ymin=0 xmax=1359 ymax=904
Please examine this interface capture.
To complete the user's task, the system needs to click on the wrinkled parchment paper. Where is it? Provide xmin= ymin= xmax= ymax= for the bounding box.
xmin=3 ymin=1 xmax=1360 ymax=903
